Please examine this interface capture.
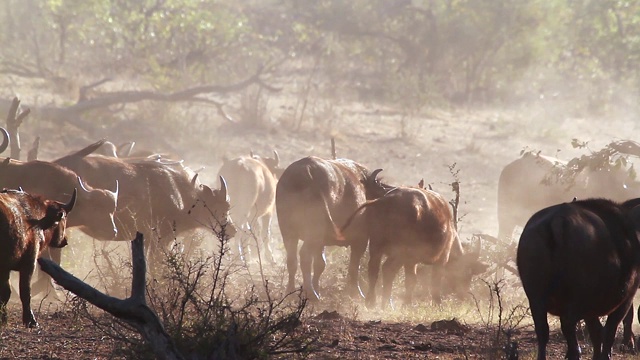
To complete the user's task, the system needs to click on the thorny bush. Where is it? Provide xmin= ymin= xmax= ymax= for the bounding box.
xmin=71 ymin=220 xmax=317 ymax=359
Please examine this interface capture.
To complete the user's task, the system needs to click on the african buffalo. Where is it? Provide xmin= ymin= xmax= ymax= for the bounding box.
xmin=498 ymin=152 xmax=638 ymax=241
xmin=517 ymin=198 xmax=640 ymax=360
xmin=342 ymin=169 xmax=487 ymax=308
xmin=276 ymin=156 xmax=371 ymax=301
xmin=54 ymin=140 xmax=236 ymax=261
xmin=218 ymin=151 xmax=281 ymax=263
xmin=0 ymin=158 xmax=118 ymax=240
xmin=0 ymin=188 xmax=76 ymax=328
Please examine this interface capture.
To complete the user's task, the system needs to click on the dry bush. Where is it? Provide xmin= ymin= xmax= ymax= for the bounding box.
xmin=472 ymin=279 xmax=530 ymax=359
xmin=65 ymin=221 xmax=317 ymax=359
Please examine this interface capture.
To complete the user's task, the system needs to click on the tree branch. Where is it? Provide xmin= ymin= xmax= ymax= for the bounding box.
xmin=38 ymin=232 xmax=186 ymax=360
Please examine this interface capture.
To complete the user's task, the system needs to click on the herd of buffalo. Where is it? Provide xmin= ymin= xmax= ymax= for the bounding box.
xmin=2 ymin=120 xmax=640 ymax=359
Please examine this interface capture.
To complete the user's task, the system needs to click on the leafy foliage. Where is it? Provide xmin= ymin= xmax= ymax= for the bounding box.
xmin=2 ymin=0 xmax=640 ymax=110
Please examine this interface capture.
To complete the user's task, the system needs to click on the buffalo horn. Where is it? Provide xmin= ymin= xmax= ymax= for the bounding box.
xmin=62 ymin=188 xmax=78 ymax=213
xmin=77 ymin=176 xmax=90 ymax=193
xmin=250 ymin=149 xmax=255 ymax=158
xmin=370 ymin=168 xmax=383 ymax=183
xmin=273 ymin=150 xmax=280 ymax=166
xmin=190 ymin=174 xmax=199 ymax=186
xmin=0 ymin=128 xmax=9 ymax=154
xmin=219 ymin=175 xmax=229 ymax=201
xmin=112 ymin=180 xmax=119 ymax=199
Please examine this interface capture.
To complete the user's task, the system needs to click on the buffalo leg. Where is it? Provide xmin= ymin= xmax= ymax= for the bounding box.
xmin=559 ymin=314 xmax=581 ymax=360
xmin=0 ymin=270 xmax=10 ymax=325
xmin=403 ymin=261 xmax=418 ymax=307
xmin=283 ymin=236 xmax=299 ymax=294
xmin=311 ymin=246 xmax=326 ymax=295
xmin=584 ymin=317 xmax=603 ymax=359
xmin=299 ymin=241 xmax=320 ymax=301
xmin=366 ymin=246 xmax=383 ymax=309
xmin=32 ymin=247 xmax=59 ymax=297
xmin=431 ymin=264 xmax=444 ymax=305
xmin=529 ymin=299 xmax=549 ymax=360
xmin=601 ymin=297 xmax=635 ymax=359
xmin=345 ymin=237 xmax=367 ymax=299
xmin=380 ymin=256 xmax=402 ymax=310
xmin=260 ymin=214 xmax=275 ymax=264
xmin=622 ymin=302 xmax=636 ymax=350
xmin=18 ymin=262 xmax=37 ymax=328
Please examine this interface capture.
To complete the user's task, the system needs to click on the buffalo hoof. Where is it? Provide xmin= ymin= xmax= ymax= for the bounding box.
xmin=365 ymin=298 xmax=376 ymax=310
xmin=345 ymin=286 xmax=365 ymax=300
xmin=381 ymin=298 xmax=395 ymax=311
xmin=303 ymin=288 xmax=321 ymax=303
xmin=23 ymin=316 xmax=38 ymax=328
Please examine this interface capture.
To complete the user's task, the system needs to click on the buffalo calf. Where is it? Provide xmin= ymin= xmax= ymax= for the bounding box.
xmin=0 ymin=188 xmax=76 ymax=328
xmin=517 ymin=198 xmax=640 ymax=360
xmin=218 ymin=151 xmax=281 ymax=263
xmin=346 ymin=170 xmax=487 ymax=308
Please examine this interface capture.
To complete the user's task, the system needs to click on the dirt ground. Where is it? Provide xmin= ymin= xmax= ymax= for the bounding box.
xmin=1 ymin=91 xmax=640 ymax=359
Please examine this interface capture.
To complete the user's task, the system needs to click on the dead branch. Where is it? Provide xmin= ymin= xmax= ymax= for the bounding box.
xmin=5 ymin=97 xmax=30 ymax=160
xmin=78 ymin=78 xmax=113 ymax=102
xmin=331 ymin=137 xmax=336 ymax=159
xmin=0 ymin=66 xmax=276 ymax=133
xmin=38 ymin=232 xmax=186 ymax=360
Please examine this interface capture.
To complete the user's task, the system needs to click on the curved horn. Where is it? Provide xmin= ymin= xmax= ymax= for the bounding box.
xmin=77 ymin=176 xmax=90 ymax=193
xmin=112 ymin=180 xmax=119 ymax=198
xmin=0 ymin=128 xmax=10 ymax=154
xmin=370 ymin=168 xmax=383 ymax=183
xmin=219 ymin=175 xmax=229 ymax=201
xmin=273 ymin=150 xmax=280 ymax=166
xmin=125 ymin=141 xmax=135 ymax=157
xmin=62 ymin=188 xmax=78 ymax=213
xmin=190 ymin=174 xmax=199 ymax=186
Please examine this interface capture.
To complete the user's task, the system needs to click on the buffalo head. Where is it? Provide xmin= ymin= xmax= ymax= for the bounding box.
xmin=190 ymin=174 xmax=236 ymax=239
xmin=42 ymin=188 xmax=77 ymax=249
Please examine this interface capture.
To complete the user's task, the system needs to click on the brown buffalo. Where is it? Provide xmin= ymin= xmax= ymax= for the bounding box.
xmin=0 ymin=158 xmax=119 ymax=240
xmin=517 ymin=198 xmax=640 ymax=360
xmin=54 ymin=140 xmax=236 ymax=260
xmin=218 ymin=151 xmax=281 ymax=263
xmin=0 ymin=188 xmax=76 ymax=328
xmin=498 ymin=152 xmax=637 ymax=241
xmin=276 ymin=156 xmax=371 ymax=301
xmin=343 ymin=169 xmax=487 ymax=308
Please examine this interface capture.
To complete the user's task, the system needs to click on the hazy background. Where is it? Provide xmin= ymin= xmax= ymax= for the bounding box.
xmin=1 ymin=0 xmax=640 ymax=282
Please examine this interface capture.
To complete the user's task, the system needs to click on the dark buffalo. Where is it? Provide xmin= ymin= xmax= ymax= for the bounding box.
xmin=498 ymin=152 xmax=637 ymax=241
xmin=218 ymin=151 xmax=281 ymax=263
xmin=276 ymin=156 xmax=371 ymax=301
xmin=517 ymin=198 xmax=640 ymax=360
xmin=343 ymin=169 xmax=487 ymax=308
xmin=54 ymin=140 xmax=236 ymax=260
xmin=0 ymin=188 xmax=76 ymax=328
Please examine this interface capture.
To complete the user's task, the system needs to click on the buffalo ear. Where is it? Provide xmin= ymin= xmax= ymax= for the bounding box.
xmin=40 ymin=205 xmax=66 ymax=229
